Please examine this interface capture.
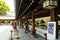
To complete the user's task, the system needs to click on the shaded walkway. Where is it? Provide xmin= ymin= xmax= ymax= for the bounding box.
xmin=17 ymin=26 xmax=60 ymax=40
xmin=17 ymin=27 xmax=45 ymax=40
xmin=0 ymin=25 xmax=60 ymax=40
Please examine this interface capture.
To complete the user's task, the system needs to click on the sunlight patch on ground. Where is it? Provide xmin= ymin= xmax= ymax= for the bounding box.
xmin=0 ymin=25 xmax=14 ymax=40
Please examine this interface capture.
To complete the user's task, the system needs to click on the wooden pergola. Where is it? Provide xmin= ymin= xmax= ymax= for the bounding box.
xmin=15 ymin=0 xmax=60 ymax=39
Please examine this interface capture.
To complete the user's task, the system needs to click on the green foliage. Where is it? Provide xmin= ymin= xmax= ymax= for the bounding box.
xmin=0 ymin=0 xmax=10 ymax=15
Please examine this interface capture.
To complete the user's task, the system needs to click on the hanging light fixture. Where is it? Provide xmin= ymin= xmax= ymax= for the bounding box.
xmin=32 ymin=0 xmax=34 ymax=3
xmin=43 ymin=0 xmax=57 ymax=9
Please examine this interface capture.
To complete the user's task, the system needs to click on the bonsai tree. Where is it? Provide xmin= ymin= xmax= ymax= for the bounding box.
xmin=0 ymin=0 xmax=10 ymax=15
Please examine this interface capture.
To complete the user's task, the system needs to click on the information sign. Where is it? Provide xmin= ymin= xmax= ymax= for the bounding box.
xmin=47 ymin=22 xmax=56 ymax=40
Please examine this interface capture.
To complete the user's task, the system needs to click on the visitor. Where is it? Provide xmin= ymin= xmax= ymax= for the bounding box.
xmin=13 ymin=22 xmax=17 ymax=30
xmin=25 ymin=22 xmax=29 ymax=33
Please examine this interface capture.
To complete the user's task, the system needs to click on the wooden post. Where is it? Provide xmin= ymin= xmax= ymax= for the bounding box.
xmin=44 ymin=33 xmax=47 ymax=40
xmin=32 ymin=12 xmax=36 ymax=36
xmin=20 ymin=19 xmax=23 ymax=28
xmin=25 ymin=15 xmax=28 ymax=23
xmin=50 ymin=9 xmax=58 ymax=39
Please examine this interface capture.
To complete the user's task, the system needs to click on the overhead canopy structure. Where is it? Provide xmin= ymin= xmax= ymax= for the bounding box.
xmin=15 ymin=0 xmax=60 ymax=19
xmin=15 ymin=0 xmax=60 ymax=39
xmin=15 ymin=0 xmax=44 ymax=19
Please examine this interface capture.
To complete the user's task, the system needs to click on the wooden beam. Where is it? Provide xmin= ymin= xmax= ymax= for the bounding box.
xmin=27 ymin=8 xmax=60 ymax=19
xmin=33 ymin=4 xmax=43 ymax=11
xmin=34 ymin=9 xmax=50 ymax=16
xmin=27 ymin=9 xmax=50 ymax=19
xmin=23 ymin=4 xmax=43 ymax=18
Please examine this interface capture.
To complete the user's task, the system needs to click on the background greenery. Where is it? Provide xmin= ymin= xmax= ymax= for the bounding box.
xmin=0 ymin=0 xmax=10 ymax=15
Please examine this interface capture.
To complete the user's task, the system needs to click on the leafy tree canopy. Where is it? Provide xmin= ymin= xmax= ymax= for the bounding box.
xmin=0 ymin=0 xmax=10 ymax=15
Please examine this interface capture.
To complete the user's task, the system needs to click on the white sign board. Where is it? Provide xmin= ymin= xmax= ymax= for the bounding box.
xmin=47 ymin=22 xmax=56 ymax=40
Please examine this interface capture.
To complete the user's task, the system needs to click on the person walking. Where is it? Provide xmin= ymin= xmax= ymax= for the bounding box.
xmin=13 ymin=22 xmax=17 ymax=30
xmin=25 ymin=22 xmax=28 ymax=33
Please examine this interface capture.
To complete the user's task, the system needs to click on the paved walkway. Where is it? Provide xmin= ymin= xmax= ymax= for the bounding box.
xmin=0 ymin=25 xmax=14 ymax=40
xmin=17 ymin=26 xmax=60 ymax=40
xmin=0 ymin=25 xmax=44 ymax=40
xmin=17 ymin=27 xmax=45 ymax=40
xmin=0 ymin=25 xmax=60 ymax=40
